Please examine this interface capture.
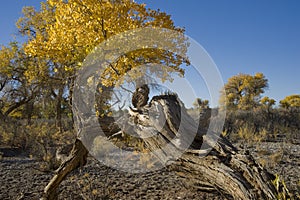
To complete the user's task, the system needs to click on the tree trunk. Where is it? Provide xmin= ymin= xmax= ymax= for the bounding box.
xmin=25 ymin=101 xmax=34 ymax=125
xmin=42 ymin=94 xmax=285 ymax=199
xmin=124 ymin=94 xmax=281 ymax=199
xmin=56 ymin=86 xmax=64 ymax=133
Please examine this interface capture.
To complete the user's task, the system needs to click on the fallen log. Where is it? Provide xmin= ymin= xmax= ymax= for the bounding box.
xmin=124 ymin=94 xmax=280 ymax=199
xmin=42 ymin=93 xmax=286 ymax=199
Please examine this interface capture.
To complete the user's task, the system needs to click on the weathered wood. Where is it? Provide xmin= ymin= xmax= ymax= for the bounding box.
xmin=123 ymin=94 xmax=282 ymax=199
xmin=172 ymin=140 xmax=277 ymax=199
xmin=42 ymin=93 xmax=285 ymax=199
xmin=41 ymin=139 xmax=88 ymax=200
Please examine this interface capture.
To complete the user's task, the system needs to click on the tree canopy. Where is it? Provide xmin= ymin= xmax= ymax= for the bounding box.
xmin=17 ymin=0 xmax=189 ymax=87
xmin=221 ymin=73 xmax=268 ymax=110
xmin=0 ymin=42 xmax=41 ymax=121
xmin=280 ymin=94 xmax=300 ymax=109
xmin=0 ymin=0 xmax=190 ymax=126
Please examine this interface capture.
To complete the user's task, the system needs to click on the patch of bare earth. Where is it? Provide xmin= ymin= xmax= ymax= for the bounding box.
xmin=0 ymin=139 xmax=299 ymax=200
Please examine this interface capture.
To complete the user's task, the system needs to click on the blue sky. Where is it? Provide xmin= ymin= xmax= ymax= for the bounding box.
xmin=1 ymin=0 xmax=299 ymax=107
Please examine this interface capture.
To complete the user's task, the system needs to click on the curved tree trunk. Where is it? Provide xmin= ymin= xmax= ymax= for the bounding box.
xmin=42 ymin=94 xmax=284 ymax=199
xmin=125 ymin=94 xmax=280 ymax=199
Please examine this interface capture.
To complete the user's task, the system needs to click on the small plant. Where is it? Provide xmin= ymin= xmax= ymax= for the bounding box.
xmin=272 ymin=174 xmax=292 ymax=200
xmin=221 ymin=130 xmax=229 ymax=137
xmin=253 ymin=128 xmax=267 ymax=143
xmin=236 ymin=124 xmax=256 ymax=145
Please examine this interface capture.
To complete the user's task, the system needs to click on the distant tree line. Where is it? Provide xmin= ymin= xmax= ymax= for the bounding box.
xmin=193 ymin=73 xmax=300 ymax=142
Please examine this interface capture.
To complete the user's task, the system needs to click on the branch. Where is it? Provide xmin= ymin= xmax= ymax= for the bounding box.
xmin=4 ymin=98 xmax=31 ymax=117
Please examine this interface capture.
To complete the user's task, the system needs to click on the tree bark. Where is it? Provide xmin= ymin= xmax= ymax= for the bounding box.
xmin=42 ymin=94 xmax=285 ymax=199
xmin=120 ymin=94 xmax=283 ymax=199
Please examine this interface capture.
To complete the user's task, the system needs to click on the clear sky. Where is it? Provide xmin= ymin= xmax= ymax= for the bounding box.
xmin=1 ymin=0 xmax=299 ymax=106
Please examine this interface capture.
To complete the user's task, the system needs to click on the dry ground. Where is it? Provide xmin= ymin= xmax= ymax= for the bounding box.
xmin=0 ymin=139 xmax=299 ymax=200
